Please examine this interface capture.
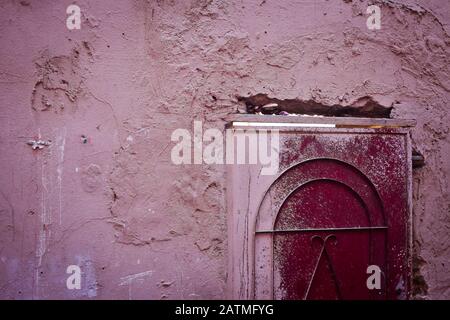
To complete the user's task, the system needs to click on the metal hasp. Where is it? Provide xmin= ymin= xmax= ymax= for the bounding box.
xmin=226 ymin=114 xmax=415 ymax=300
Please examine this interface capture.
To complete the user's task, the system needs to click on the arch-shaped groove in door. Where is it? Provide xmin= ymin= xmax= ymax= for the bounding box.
xmin=254 ymin=158 xmax=387 ymax=300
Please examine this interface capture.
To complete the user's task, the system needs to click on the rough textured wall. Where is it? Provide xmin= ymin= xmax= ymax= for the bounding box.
xmin=0 ymin=0 xmax=449 ymax=299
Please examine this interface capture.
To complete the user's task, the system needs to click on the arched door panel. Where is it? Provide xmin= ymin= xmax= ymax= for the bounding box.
xmin=273 ymin=179 xmax=386 ymax=300
xmin=255 ymin=158 xmax=388 ymax=300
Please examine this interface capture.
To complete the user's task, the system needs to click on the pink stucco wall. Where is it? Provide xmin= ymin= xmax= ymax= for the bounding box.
xmin=0 ymin=0 xmax=449 ymax=299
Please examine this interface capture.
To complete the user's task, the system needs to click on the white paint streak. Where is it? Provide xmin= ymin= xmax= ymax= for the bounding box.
xmin=35 ymin=129 xmax=52 ymax=299
xmin=119 ymin=270 xmax=154 ymax=300
xmin=119 ymin=270 xmax=154 ymax=286
xmin=56 ymin=128 xmax=66 ymax=225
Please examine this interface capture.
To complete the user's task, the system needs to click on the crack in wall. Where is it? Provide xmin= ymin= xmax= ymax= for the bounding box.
xmin=412 ymin=254 xmax=429 ymax=298
xmin=238 ymin=93 xmax=393 ymax=118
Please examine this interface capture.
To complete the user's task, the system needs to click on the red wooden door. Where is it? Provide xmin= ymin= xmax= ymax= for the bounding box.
xmin=266 ymin=132 xmax=410 ymax=300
